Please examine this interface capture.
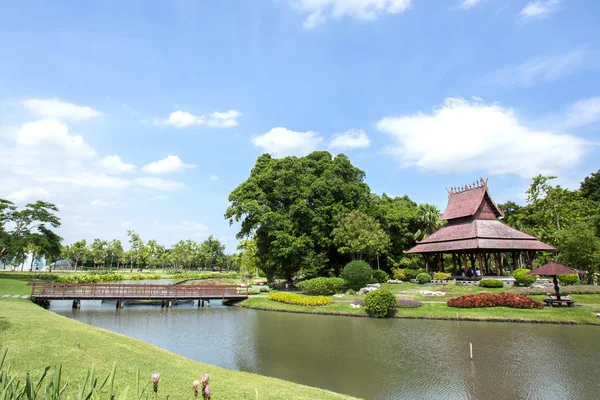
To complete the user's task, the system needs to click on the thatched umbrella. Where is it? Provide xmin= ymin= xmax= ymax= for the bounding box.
xmin=527 ymin=263 xmax=581 ymax=300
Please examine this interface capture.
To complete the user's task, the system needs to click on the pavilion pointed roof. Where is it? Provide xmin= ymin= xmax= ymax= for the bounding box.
xmin=440 ymin=178 xmax=503 ymax=221
xmin=405 ymin=179 xmax=556 ymax=254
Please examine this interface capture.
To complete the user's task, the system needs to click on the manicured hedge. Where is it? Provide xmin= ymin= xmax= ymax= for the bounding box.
xmin=56 ymin=273 xmax=125 ymax=283
xmin=372 ymin=269 xmax=389 ymax=283
xmin=433 ymin=272 xmax=452 ymax=280
xmin=479 ymin=279 xmax=504 ymax=288
xmin=404 ymin=269 xmax=418 ymax=280
xmin=297 ymin=277 xmax=347 ymax=295
xmin=447 ymin=293 xmax=543 ymax=309
xmin=557 ymin=274 xmax=579 ymax=285
xmin=364 ymin=289 xmax=397 ymax=318
xmin=416 ymin=273 xmax=432 ymax=284
xmin=513 ymin=269 xmax=536 ymax=286
xmin=391 ymin=268 xmax=406 ymax=281
xmin=341 ymin=261 xmax=373 ymax=291
xmin=267 ymin=292 xmax=332 ymax=306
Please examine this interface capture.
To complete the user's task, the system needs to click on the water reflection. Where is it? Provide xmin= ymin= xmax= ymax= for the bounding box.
xmin=53 ymin=302 xmax=600 ymax=400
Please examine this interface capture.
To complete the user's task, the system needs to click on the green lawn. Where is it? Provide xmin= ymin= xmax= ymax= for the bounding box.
xmin=0 ymin=299 xmax=356 ymax=400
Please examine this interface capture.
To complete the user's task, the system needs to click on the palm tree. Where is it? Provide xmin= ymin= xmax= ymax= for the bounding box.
xmin=414 ymin=204 xmax=442 ymax=241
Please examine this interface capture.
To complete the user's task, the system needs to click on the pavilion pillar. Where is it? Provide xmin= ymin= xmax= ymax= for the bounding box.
xmin=494 ymin=253 xmax=501 ymax=276
xmin=463 ymin=254 xmax=468 ymax=275
xmin=513 ymin=251 xmax=519 ymax=270
xmin=477 ymin=251 xmax=484 ymax=276
xmin=439 ymin=254 xmax=444 ymax=272
xmin=527 ymin=251 xmax=535 ymax=269
xmin=424 ymin=254 xmax=430 ymax=273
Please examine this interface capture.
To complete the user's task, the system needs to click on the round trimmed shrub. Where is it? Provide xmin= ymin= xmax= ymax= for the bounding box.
xmin=364 ymin=289 xmax=397 ymax=318
xmin=404 ymin=269 xmax=418 ymax=280
xmin=296 ymin=277 xmax=347 ymax=295
xmin=513 ymin=269 xmax=536 ymax=286
xmin=372 ymin=269 xmax=389 ymax=283
xmin=479 ymin=279 xmax=504 ymax=288
xmin=557 ymin=274 xmax=579 ymax=286
xmin=341 ymin=260 xmax=373 ymax=291
xmin=416 ymin=273 xmax=432 ymax=284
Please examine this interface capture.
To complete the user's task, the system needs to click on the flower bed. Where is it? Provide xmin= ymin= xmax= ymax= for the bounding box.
xmin=396 ymin=299 xmax=422 ymax=308
xmin=267 ymin=292 xmax=332 ymax=306
xmin=447 ymin=293 xmax=544 ymax=309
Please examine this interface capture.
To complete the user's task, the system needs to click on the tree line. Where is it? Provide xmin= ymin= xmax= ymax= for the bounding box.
xmin=227 ymin=151 xmax=600 ymax=282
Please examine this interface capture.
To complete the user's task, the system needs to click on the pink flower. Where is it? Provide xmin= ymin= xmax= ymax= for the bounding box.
xmin=201 ymin=373 xmax=209 ymax=386
xmin=204 ymin=384 xmax=211 ymax=399
xmin=152 ymin=373 xmax=160 ymax=393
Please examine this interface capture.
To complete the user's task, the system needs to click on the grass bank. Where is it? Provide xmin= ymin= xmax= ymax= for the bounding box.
xmin=0 ymin=298 xmax=356 ymax=400
xmin=239 ymin=289 xmax=600 ymax=325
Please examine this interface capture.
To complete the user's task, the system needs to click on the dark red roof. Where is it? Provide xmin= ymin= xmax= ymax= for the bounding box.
xmin=440 ymin=181 xmax=503 ymax=221
xmin=527 ymin=263 xmax=581 ymax=276
xmin=406 ymin=180 xmax=556 ymax=254
xmin=405 ymin=219 xmax=556 ymax=253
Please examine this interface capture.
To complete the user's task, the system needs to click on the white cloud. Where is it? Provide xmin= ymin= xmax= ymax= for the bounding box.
xmin=162 ymin=111 xmax=204 ymax=128
xmin=141 ymin=155 xmax=196 ymax=174
xmin=251 ymin=127 xmax=323 ymax=157
xmin=377 ymin=97 xmax=587 ymax=178
xmin=290 ymin=0 xmax=412 ymax=28
xmin=460 ymin=0 xmax=483 ymax=9
xmin=561 ymin=97 xmax=600 ymax=129
xmin=520 ymin=0 xmax=560 ymax=20
xmin=537 ymin=96 xmax=600 ymax=130
xmin=207 ymin=110 xmax=241 ymax=127
xmin=174 ymin=220 xmax=209 ymax=233
xmin=40 ymin=172 xmax=131 ymax=189
xmin=6 ymin=188 xmax=51 ymax=203
xmin=153 ymin=195 xmax=168 ymax=200
xmin=96 ymin=155 xmax=135 ymax=175
xmin=21 ymin=98 xmax=103 ymax=121
xmin=17 ymin=119 xmax=95 ymax=157
xmin=134 ymin=177 xmax=186 ymax=191
xmin=90 ymin=199 xmax=118 ymax=208
xmin=157 ymin=109 xmax=241 ymax=128
xmin=487 ymin=49 xmax=589 ymax=87
xmin=120 ymin=221 xmax=132 ymax=228
xmin=209 ymin=175 xmax=219 ymax=181
xmin=328 ymin=129 xmax=370 ymax=150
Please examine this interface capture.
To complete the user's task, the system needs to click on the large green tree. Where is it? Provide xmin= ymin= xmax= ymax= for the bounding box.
xmin=331 ymin=210 xmax=390 ymax=263
xmin=0 ymin=199 xmax=62 ymax=268
xmin=580 ymin=169 xmax=600 ymax=203
xmin=556 ymin=222 xmax=600 ymax=283
xmin=225 ymin=151 xmax=371 ymax=282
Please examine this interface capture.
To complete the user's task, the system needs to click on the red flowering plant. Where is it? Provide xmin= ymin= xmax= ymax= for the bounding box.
xmin=447 ymin=293 xmax=543 ymax=309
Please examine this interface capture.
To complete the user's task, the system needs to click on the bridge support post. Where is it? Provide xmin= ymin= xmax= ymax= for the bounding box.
xmin=206 ymin=300 xmax=210 ymax=307
xmin=72 ymin=300 xmax=81 ymax=309
xmin=167 ymin=300 xmax=172 ymax=308
xmin=116 ymin=300 xmax=124 ymax=309
xmin=201 ymin=300 xmax=204 ymax=307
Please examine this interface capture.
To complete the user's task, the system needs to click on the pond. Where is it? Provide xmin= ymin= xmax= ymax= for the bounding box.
xmin=52 ymin=301 xmax=600 ymax=400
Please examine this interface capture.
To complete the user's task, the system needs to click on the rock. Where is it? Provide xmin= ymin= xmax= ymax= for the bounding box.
xmin=333 ymin=294 xmax=345 ymax=298
xmin=350 ymin=303 xmax=362 ymax=309
xmin=358 ymin=286 xmax=379 ymax=295
xmin=419 ymin=290 xmax=445 ymax=297
xmin=597 ymin=313 xmax=600 ymax=319
xmin=367 ymin=283 xmax=381 ymax=288
xmin=387 ymin=279 xmax=403 ymax=284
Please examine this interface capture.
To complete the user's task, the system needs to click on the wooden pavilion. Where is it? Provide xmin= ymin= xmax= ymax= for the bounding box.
xmin=405 ymin=179 xmax=556 ymax=275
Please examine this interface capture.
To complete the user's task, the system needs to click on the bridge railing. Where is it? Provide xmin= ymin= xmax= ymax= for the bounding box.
xmin=29 ymin=283 xmax=248 ymax=299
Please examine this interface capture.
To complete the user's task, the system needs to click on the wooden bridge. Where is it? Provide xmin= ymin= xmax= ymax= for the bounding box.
xmin=29 ymin=282 xmax=248 ymax=309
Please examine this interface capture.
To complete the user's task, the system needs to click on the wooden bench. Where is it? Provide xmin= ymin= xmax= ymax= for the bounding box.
xmin=543 ymin=298 xmax=575 ymax=307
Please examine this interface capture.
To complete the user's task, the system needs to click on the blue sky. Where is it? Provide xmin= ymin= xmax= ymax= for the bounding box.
xmin=1 ymin=0 xmax=599 ymax=251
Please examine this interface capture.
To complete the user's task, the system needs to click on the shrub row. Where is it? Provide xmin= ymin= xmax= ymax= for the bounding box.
xmin=364 ymin=289 xmax=397 ymax=317
xmin=56 ymin=273 xmax=125 ymax=283
xmin=297 ymin=277 xmax=347 ymax=295
xmin=416 ymin=273 xmax=432 ymax=284
xmin=169 ymin=272 xmax=240 ymax=280
xmin=267 ymin=292 xmax=333 ymax=306
xmin=479 ymin=279 xmax=504 ymax=288
xmin=447 ymin=293 xmax=544 ymax=309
